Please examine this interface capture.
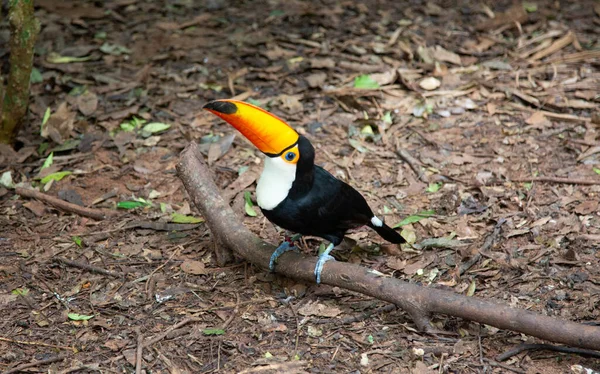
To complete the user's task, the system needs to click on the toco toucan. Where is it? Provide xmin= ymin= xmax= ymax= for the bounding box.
xmin=203 ymin=99 xmax=404 ymax=283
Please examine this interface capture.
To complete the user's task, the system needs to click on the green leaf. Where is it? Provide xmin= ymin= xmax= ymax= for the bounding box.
xmin=523 ymin=182 xmax=533 ymax=190
xmin=425 ymin=182 xmax=442 ymax=193
xmin=593 ymin=167 xmax=600 ymax=175
xmin=203 ymin=328 xmax=225 ymax=335
xmin=0 ymin=171 xmax=14 ymax=189
xmin=264 ymin=352 xmax=274 ymax=359
xmin=99 ymin=42 xmax=131 ymax=55
xmin=353 ymin=75 xmax=380 ymax=89
xmin=367 ymin=335 xmax=374 ymax=344
xmin=50 ymin=139 xmax=81 ymax=153
xmin=11 ymin=288 xmax=29 ymax=296
xmin=171 ymin=213 xmax=204 ymax=224
xmin=523 ymin=2 xmax=537 ymax=12
xmin=46 ymin=52 xmax=93 ymax=64
xmin=393 ymin=210 xmax=436 ymax=228
xmin=41 ymin=152 xmax=54 ymax=170
xmin=246 ymin=98 xmax=263 ymax=107
xmin=382 ymin=111 xmax=393 ymax=125
xmin=30 ymin=68 xmax=43 ymax=83
xmin=400 ymin=228 xmax=416 ymax=244
xmin=72 ymin=236 xmax=83 ymax=247
xmin=142 ymin=122 xmax=171 ymax=134
xmin=160 ymin=202 xmax=168 ymax=213
xmin=360 ymin=125 xmax=374 ymax=135
xmin=94 ymin=31 xmax=107 ymax=40
xmin=68 ymin=313 xmax=94 ymax=321
xmin=466 ymin=280 xmax=476 ymax=296
xmin=117 ymin=200 xmax=150 ymax=209
xmin=348 ymin=138 xmax=368 ymax=153
xmin=42 ymin=107 xmax=51 ymax=127
xmin=244 ymin=191 xmax=257 ymax=217
xmin=68 ymin=85 xmax=87 ymax=96
xmin=40 ymin=171 xmax=72 ymax=184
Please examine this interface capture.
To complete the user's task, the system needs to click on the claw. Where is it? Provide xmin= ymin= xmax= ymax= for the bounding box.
xmin=269 ymin=241 xmax=298 ymax=271
xmin=314 ymin=243 xmax=335 ymax=284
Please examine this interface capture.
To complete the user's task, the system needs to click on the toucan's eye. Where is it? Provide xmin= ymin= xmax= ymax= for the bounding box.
xmin=285 ymin=152 xmax=296 ymax=161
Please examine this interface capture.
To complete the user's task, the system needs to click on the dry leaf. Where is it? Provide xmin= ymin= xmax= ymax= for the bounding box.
xmin=419 ymin=77 xmax=441 ymax=91
xmin=77 ymin=91 xmax=98 ymax=116
xmin=42 ymin=102 xmax=75 ymax=144
xmin=431 ymin=45 xmax=462 ymax=65
xmin=297 ymin=300 xmax=342 ymax=317
xmin=305 ymin=72 xmax=327 ymax=88
xmin=180 ymin=260 xmax=206 ymax=275
xmin=574 ymin=200 xmax=599 ymax=215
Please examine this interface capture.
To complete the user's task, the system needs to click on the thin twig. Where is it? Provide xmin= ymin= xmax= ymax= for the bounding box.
xmin=497 ymin=343 xmax=600 ymax=361
xmin=4 ymin=354 xmax=69 ymax=374
xmin=221 ymin=293 xmax=240 ymax=330
xmin=0 ymin=336 xmax=73 ymax=351
xmin=482 ymin=359 xmax=526 ymax=374
xmin=15 ymin=187 xmax=117 ymax=220
xmin=507 ymin=176 xmax=600 ymax=185
xmin=55 ymin=258 xmax=121 ymax=278
xmin=144 ymin=246 xmax=181 ymax=293
xmin=395 ymin=139 xmax=428 ymax=183
xmin=135 ymin=327 xmax=143 ymax=374
xmin=143 ymin=317 xmax=201 ymax=349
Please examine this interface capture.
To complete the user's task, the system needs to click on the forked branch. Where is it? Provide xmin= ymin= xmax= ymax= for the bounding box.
xmin=177 ymin=142 xmax=600 ymax=351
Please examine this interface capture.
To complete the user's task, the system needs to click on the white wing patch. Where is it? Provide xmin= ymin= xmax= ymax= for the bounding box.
xmin=371 ymin=216 xmax=383 ymax=227
xmin=256 ymin=156 xmax=297 ymax=210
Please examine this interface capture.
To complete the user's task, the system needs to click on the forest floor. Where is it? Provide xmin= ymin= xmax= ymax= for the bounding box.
xmin=1 ymin=0 xmax=600 ymax=372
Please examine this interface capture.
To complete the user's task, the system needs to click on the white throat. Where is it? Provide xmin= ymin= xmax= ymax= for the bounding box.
xmin=256 ymin=157 xmax=297 ymax=210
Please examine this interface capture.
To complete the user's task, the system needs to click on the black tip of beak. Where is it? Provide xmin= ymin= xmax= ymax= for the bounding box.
xmin=203 ymin=100 xmax=238 ymax=114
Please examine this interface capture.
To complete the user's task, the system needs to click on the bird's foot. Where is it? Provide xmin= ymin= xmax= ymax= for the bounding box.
xmin=269 ymin=240 xmax=299 ymax=271
xmin=314 ymin=243 xmax=336 ymax=284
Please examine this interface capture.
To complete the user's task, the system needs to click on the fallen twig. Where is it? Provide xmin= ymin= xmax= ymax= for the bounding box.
xmin=135 ymin=327 xmax=143 ymax=374
xmin=55 ymin=258 xmax=121 ymax=278
xmin=395 ymin=140 xmax=428 ymax=183
xmin=15 ymin=187 xmax=117 ymax=220
xmin=4 ymin=354 xmax=69 ymax=374
xmin=143 ymin=317 xmax=201 ymax=349
xmin=0 ymin=336 xmax=73 ymax=351
xmin=497 ymin=343 xmax=600 ymax=361
xmin=177 ymin=142 xmax=600 ymax=351
xmin=508 ymin=176 xmax=600 ymax=185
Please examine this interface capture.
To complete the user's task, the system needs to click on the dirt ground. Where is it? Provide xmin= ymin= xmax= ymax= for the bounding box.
xmin=1 ymin=0 xmax=600 ymax=372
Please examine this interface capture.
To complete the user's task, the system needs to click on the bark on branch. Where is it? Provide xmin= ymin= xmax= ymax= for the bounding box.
xmin=0 ymin=0 xmax=41 ymax=144
xmin=177 ymin=142 xmax=600 ymax=351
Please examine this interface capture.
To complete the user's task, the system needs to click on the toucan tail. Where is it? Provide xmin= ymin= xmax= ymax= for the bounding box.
xmin=368 ymin=216 xmax=405 ymax=244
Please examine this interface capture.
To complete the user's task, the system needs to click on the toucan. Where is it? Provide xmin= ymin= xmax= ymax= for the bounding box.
xmin=203 ymin=99 xmax=405 ymax=283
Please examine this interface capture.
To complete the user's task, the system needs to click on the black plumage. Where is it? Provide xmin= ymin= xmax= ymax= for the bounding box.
xmin=261 ymin=136 xmax=404 ymax=246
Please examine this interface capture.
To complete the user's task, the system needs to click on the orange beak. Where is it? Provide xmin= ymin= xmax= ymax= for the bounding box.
xmin=203 ymin=99 xmax=299 ymax=156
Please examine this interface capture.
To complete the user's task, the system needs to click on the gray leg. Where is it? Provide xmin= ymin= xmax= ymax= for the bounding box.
xmin=314 ymin=243 xmax=335 ymax=284
xmin=269 ymin=234 xmax=302 ymax=271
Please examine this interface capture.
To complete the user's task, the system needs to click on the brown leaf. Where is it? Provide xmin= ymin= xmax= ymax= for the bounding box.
xmin=24 ymin=201 xmax=48 ymax=217
xmin=207 ymin=134 xmax=235 ymax=165
xmin=574 ymin=200 xmax=599 ymax=215
xmin=77 ymin=91 xmax=98 ymax=116
xmin=42 ymin=102 xmax=75 ymax=144
xmin=180 ymin=260 xmax=206 ymax=275
xmin=309 ymin=58 xmax=335 ymax=69
xmin=386 ymin=257 xmax=407 ymax=271
xmin=297 ymin=300 xmax=342 ymax=317
xmin=431 ymin=45 xmax=462 ymax=65
xmin=305 ymin=72 xmax=327 ymax=88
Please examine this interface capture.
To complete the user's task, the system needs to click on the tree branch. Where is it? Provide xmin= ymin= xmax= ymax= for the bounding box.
xmin=177 ymin=142 xmax=600 ymax=351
